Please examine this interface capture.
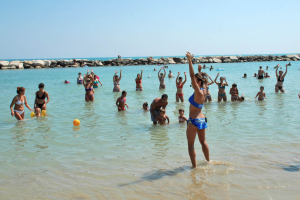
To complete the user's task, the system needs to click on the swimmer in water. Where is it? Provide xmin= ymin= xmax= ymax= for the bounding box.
xmin=186 ymin=52 xmax=209 ymax=167
xmin=175 ymin=72 xmax=187 ymax=102
xmin=63 ymin=80 xmax=69 ymax=84
xmin=266 ymin=66 xmax=268 ymax=70
xmin=154 ymin=68 xmax=157 ymax=71
xmin=93 ymin=74 xmax=102 ymax=88
xmin=113 ymin=70 xmax=122 ymax=92
xmin=116 ymin=91 xmax=129 ymax=111
xmin=257 ymin=66 xmax=265 ymax=79
xmin=214 ymin=73 xmax=228 ymax=102
xmin=143 ymin=102 xmax=149 ymax=111
xmin=77 ymin=73 xmax=83 ymax=84
xmin=229 ymin=83 xmax=239 ymax=101
xmin=168 ymin=70 xmax=174 ymax=78
xmin=253 ymin=73 xmax=257 ymax=77
xmin=178 ymin=108 xmax=187 ymax=123
xmin=158 ymin=67 xmax=166 ymax=89
xmin=155 ymin=108 xmax=169 ymax=125
xmin=238 ymin=94 xmax=245 ymax=101
xmin=83 ymin=70 xmax=94 ymax=102
xmin=34 ymin=83 xmax=50 ymax=111
xmin=275 ymin=64 xmax=288 ymax=93
xmin=264 ymin=72 xmax=271 ymax=78
xmin=10 ymin=87 xmax=33 ymax=120
xmin=242 ymin=73 xmax=247 ymax=78
xmin=255 ymin=86 xmax=266 ymax=100
xmin=136 ymin=69 xmax=143 ymax=91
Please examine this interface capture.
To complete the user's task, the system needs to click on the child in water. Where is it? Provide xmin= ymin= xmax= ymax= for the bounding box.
xmin=230 ymin=83 xmax=239 ymax=101
xmin=178 ymin=108 xmax=187 ymax=123
xmin=155 ymin=108 xmax=169 ymax=125
xmin=143 ymin=102 xmax=149 ymax=111
xmin=34 ymin=107 xmax=41 ymax=117
xmin=116 ymin=91 xmax=129 ymax=111
xmin=255 ymin=86 xmax=267 ymax=100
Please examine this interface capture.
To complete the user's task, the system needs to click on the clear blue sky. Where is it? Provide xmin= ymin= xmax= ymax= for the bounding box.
xmin=0 ymin=0 xmax=299 ymax=59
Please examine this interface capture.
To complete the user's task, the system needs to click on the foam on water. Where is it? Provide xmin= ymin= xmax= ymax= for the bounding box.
xmin=0 ymin=61 xmax=300 ymax=199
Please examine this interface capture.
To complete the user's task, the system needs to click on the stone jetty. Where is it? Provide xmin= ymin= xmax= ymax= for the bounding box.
xmin=1 ymin=54 xmax=299 ymax=70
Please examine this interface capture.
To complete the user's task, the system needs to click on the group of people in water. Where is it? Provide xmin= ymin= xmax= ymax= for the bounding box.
xmin=10 ymin=53 xmax=293 ymax=168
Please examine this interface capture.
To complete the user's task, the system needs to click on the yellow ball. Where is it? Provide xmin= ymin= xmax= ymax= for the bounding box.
xmin=73 ymin=119 xmax=80 ymax=126
xmin=30 ymin=112 xmax=36 ymax=118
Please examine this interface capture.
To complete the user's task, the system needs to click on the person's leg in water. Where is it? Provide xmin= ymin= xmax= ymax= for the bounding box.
xmin=186 ymin=123 xmax=197 ymax=167
xmin=14 ymin=111 xmax=24 ymax=120
xmin=179 ymin=94 xmax=184 ymax=102
xmin=197 ymin=128 xmax=209 ymax=162
xmin=176 ymin=94 xmax=179 ymax=102
xmin=223 ymin=94 xmax=227 ymax=101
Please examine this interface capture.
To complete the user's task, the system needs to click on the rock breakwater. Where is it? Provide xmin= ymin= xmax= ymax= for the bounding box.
xmin=1 ymin=54 xmax=299 ymax=70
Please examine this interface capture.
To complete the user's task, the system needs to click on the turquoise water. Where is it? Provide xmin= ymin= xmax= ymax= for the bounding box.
xmin=0 ymin=61 xmax=300 ymax=199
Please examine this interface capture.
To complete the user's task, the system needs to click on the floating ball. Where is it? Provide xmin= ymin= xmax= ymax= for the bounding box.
xmin=73 ymin=119 xmax=80 ymax=126
xmin=30 ymin=112 xmax=36 ymax=118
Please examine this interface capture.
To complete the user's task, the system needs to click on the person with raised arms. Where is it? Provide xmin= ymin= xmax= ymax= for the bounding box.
xmin=186 ymin=52 xmax=209 ymax=168
xmin=113 ymin=70 xmax=122 ymax=92
xmin=175 ymin=72 xmax=187 ymax=102
xmin=214 ymin=73 xmax=228 ymax=102
xmin=10 ymin=87 xmax=33 ymax=120
xmin=135 ymin=69 xmax=143 ymax=91
xmin=150 ymin=94 xmax=168 ymax=125
xmin=93 ymin=74 xmax=102 ymax=88
xmin=275 ymin=64 xmax=288 ymax=92
xmin=158 ymin=67 xmax=166 ymax=89
xmin=204 ymin=74 xmax=214 ymax=102
xmin=83 ymin=70 xmax=94 ymax=102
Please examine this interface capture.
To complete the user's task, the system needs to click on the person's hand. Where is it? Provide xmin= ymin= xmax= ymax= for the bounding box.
xmin=184 ymin=72 xmax=187 ymax=75
xmin=11 ymin=111 xmax=14 ymax=116
xmin=186 ymin=52 xmax=192 ymax=59
xmin=209 ymin=76 xmax=211 ymax=78
xmin=178 ymin=72 xmax=180 ymax=75
xmin=161 ymin=67 xmax=163 ymax=70
xmin=30 ymin=108 xmax=34 ymax=111
xmin=91 ymin=69 xmax=93 ymax=72
xmin=217 ymin=73 xmax=220 ymax=76
xmin=115 ymin=70 xmax=118 ymax=74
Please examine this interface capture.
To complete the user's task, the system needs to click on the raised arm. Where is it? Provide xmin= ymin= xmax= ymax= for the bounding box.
xmin=141 ymin=69 xmax=143 ymax=80
xmin=176 ymin=72 xmax=180 ymax=84
xmin=283 ymin=64 xmax=288 ymax=77
xmin=214 ymin=73 xmax=220 ymax=85
xmin=158 ymin=68 xmax=162 ymax=78
xmin=187 ymin=52 xmax=201 ymax=94
xmin=224 ymin=77 xmax=228 ymax=86
xmin=183 ymin=72 xmax=187 ymax=84
xmin=163 ymin=68 xmax=166 ymax=78
xmin=275 ymin=65 xmax=279 ymax=78
xmin=119 ymin=70 xmax=122 ymax=81
xmin=83 ymin=75 xmax=88 ymax=87
xmin=208 ymin=76 xmax=214 ymax=85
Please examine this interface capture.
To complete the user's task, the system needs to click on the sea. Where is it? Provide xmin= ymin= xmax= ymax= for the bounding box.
xmin=0 ymin=60 xmax=299 ymax=199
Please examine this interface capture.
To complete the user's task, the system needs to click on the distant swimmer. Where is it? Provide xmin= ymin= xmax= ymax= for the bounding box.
xmin=63 ymin=80 xmax=69 ymax=83
xmin=257 ymin=66 xmax=265 ymax=79
xmin=150 ymin=94 xmax=168 ymax=125
xmin=242 ymin=73 xmax=247 ymax=78
xmin=116 ymin=91 xmax=129 ymax=111
xmin=264 ymin=73 xmax=271 ymax=78
xmin=178 ymin=108 xmax=187 ymax=123
xmin=10 ymin=87 xmax=33 ymax=121
xmin=168 ymin=70 xmax=174 ymax=78
xmin=266 ymin=66 xmax=268 ymax=70
xmin=253 ymin=73 xmax=257 ymax=77
xmin=77 ymin=72 xmax=83 ymax=84
xmin=186 ymin=52 xmax=209 ymax=167
xmin=255 ymin=86 xmax=266 ymax=100
xmin=142 ymin=102 xmax=149 ymax=111
xmin=153 ymin=68 xmax=157 ymax=71
xmin=175 ymin=72 xmax=187 ymax=102
xmin=83 ymin=70 xmax=94 ymax=102
xmin=229 ymin=83 xmax=239 ymax=101
xmin=214 ymin=73 xmax=228 ymax=102
xmin=275 ymin=64 xmax=288 ymax=93
xmin=155 ymin=108 xmax=169 ymax=125
xmin=209 ymin=65 xmax=213 ymax=71
xmin=34 ymin=83 xmax=50 ymax=111
xmin=158 ymin=67 xmax=166 ymax=89
xmin=113 ymin=70 xmax=122 ymax=92
xmin=136 ymin=69 xmax=143 ymax=91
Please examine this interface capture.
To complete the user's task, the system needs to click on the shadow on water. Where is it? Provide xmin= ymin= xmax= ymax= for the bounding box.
xmin=118 ymin=166 xmax=191 ymax=187
xmin=271 ymin=163 xmax=300 ymax=172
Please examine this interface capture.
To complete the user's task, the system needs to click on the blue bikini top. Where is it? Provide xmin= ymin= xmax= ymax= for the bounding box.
xmin=189 ymin=88 xmax=204 ymax=109
xmin=219 ymin=84 xmax=225 ymax=89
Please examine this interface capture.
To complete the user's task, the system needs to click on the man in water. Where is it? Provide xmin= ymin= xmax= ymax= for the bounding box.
xmin=150 ymin=94 xmax=168 ymax=125
xmin=257 ymin=66 xmax=265 ymax=79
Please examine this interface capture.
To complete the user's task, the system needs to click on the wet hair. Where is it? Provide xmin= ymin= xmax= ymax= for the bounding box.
xmin=39 ymin=83 xmax=44 ymax=88
xmin=260 ymin=86 xmax=264 ymax=89
xmin=244 ymin=73 xmax=247 ymax=76
xmin=232 ymin=83 xmax=237 ymax=87
xmin=17 ymin=87 xmax=25 ymax=94
xmin=179 ymin=77 xmax=183 ymax=80
xmin=122 ymin=91 xmax=127 ymax=95
xmin=161 ymin=94 xmax=168 ymax=99
xmin=160 ymin=108 xmax=165 ymax=112
xmin=179 ymin=108 xmax=184 ymax=112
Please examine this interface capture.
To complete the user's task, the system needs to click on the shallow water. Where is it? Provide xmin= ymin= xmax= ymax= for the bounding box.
xmin=0 ymin=61 xmax=300 ymax=199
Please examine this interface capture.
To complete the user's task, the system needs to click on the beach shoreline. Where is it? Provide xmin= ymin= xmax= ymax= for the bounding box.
xmin=1 ymin=54 xmax=299 ymax=70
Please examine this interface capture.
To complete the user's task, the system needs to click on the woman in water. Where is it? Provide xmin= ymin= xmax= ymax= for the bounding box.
xmin=10 ymin=87 xmax=33 ymax=120
xmin=168 ymin=70 xmax=174 ymax=78
xmin=186 ymin=52 xmax=209 ymax=167
xmin=214 ymin=73 xmax=228 ymax=102
xmin=93 ymin=74 xmax=102 ymax=88
xmin=204 ymin=75 xmax=214 ymax=102
xmin=158 ymin=67 xmax=166 ymax=89
xmin=34 ymin=83 xmax=50 ymax=111
xmin=83 ymin=70 xmax=94 ymax=102
xmin=113 ymin=70 xmax=122 ymax=92
xmin=77 ymin=73 xmax=83 ymax=84
xmin=175 ymin=72 xmax=187 ymax=102
xmin=229 ymin=83 xmax=239 ymax=101
xmin=135 ymin=69 xmax=143 ymax=91
xmin=275 ymin=64 xmax=288 ymax=92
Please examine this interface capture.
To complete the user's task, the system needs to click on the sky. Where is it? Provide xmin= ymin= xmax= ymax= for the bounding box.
xmin=0 ymin=0 xmax=299 ymax=59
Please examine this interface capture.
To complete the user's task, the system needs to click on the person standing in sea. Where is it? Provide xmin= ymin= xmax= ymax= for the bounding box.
xmin=275 ymin=64 xmax=288 ymax=92
xmin=83 ymin=70 xmax=94 ymax=102
xmin=34 ymin=83 xmax=50 ymax=111
xmin=113 ymin=70 xmax=122 ymax=92
xmin=10 ymin=87 xmax=33 ymax=120
xmin=186 ymin=52 xmax=209 ymax=167
xmin=214 ymin=73 xmax=228 ymax=101
xmin=175 ymin=72 xmax=187 ymax=102
xmin=135 ymin=69 xmax=143 ymax=91
xmin=158 ymin=67 xmax=166 ymax=89
xmin=257 ymin=66 xmax=265 ymax=79
xmin=150 ymin=94 xmax=168 ymax=125
xmin=77 ymin=72 xmax=83 ymax=84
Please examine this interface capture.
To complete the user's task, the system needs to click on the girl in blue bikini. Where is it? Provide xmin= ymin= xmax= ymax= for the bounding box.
xmin=214 ymin=73 xmax=228 ymax=102
xmin=83 ymin=70 xmax=94 ymax=102
xmin=186 ymin=52 xmax=210 ymax=168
